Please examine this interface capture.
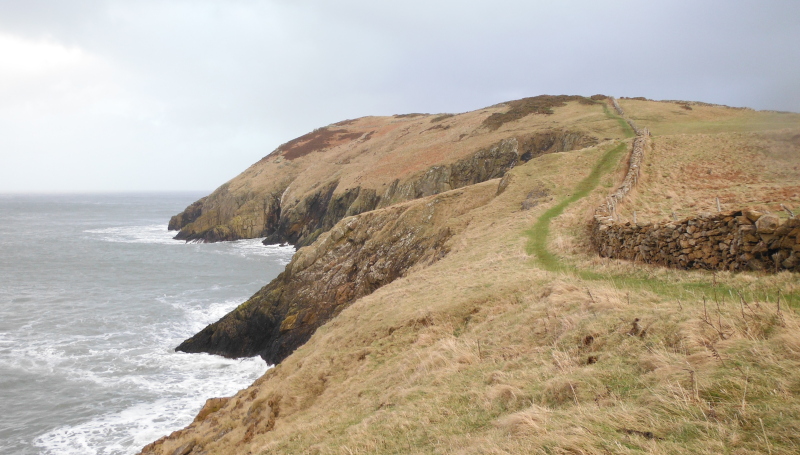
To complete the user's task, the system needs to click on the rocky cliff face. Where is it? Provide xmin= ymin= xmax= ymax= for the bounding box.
xmin=169 ymin=99 xmax=610 ymax=363
xmin=169 ymin=181 xmax=289 ymax=243
xmin=262 ymin=138 xmax=523 ymax=247
xmin=167 ymin=197 xmax=206 ymax=231
xmin=176 ymin=181 xmax=498 ymax=364
xmin=170 ymin=125 xmax=597 ymax=245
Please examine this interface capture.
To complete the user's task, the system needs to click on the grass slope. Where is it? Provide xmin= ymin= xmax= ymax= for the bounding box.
xmin=143 ymin=99 xmax=800 ymax=455
xmin=527 ymin=141 xmax=628 ymax=271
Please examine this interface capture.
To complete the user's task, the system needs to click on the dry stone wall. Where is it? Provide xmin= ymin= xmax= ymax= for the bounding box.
xmin=592 ymin=210 xmax=800 ymax=272
xmin=590 ymin=98 xmax=799 ymax=273
xmin=610 ymin=98 xmax=644 ymax=136
xmin=594 ymin=129 xmax=648 ymax=220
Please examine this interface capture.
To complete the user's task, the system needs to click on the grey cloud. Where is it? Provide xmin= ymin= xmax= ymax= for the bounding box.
xmin=0 ymin=0 xmax=798 ymax=191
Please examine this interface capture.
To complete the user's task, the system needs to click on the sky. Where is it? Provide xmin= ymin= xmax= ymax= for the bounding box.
xmin=1 ymin=0 xmax=798 ymax=193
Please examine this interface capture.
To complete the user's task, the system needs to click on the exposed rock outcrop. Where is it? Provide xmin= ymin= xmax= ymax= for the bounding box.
xmin=140 ymin=97 xmax=800 ymax=455
xmin=517 ymin=130 xmax=597 ymax=162
xmin=170 ymin=100 xmax=608 ymax=365
xmin=176 ymin=182 xmax=498 ymax=364
xmin=167 ymin=197 xmax=206 ymax=231
xmin=170 ymin=184 xmax=287 ymax=243
xmin=171 ymin=127 xmax=597 ymax=247
xmin=258 ymin=138 xmax=521 ymax=247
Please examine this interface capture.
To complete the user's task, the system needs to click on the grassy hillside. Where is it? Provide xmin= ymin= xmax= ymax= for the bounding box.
xmin=167 ymin=96 xmax=616 ymax=245
xmin=143 ymin=98 xmax=800 ymax=455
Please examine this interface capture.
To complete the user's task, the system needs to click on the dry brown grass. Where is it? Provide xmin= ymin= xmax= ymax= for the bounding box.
xmin=176 ymin=100 xmax=626 ymax=241
xmin=144 ymin=100 xmax=800 ymax=455
xmin=618 ymin=98 xmax=800 ymax=136
xmin=612 ymin=130 xmax=800 ymax=223
xmin=224 ymin=99 xmax=622 ymax=201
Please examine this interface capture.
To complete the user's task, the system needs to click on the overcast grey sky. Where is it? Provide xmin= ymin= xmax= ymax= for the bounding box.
xmin=1 ymin=0 xmax=798 ymax=192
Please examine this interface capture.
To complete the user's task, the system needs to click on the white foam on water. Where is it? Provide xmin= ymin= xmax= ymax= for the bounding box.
xmin=29 ymin=293 xmax=269 ymax=455
xmin=83 ymin=225 xmax=297 ymax=265
xmin=35 ymin=400 xmax=175 ymax=455
xmin=3 ymin=199 xmax=297 ymax=455
xmin=164 ymin=297 xmax=246 ymax=334
xmin=1 ymin=295 xmax=253 ymax=387
xmin=84 ymin=224 xmax=181 ymax=245
xmin=35 ymin=351 xmax=266 ymax=455
xmin=217 ymin=239 xmax=296 ymax=264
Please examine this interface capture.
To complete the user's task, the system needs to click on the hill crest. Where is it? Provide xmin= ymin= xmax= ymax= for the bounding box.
xmin=144 ymin=95 xmax=800 ymax=454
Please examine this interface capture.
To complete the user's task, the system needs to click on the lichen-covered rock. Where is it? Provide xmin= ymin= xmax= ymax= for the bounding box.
xmin=168 ymin=197 xmax=206 ymax=231
xmin=173 ymin=186 xmax=285 ymax=243
xmin=259 ymin=138 xmax=522 ymax=246
xmin=744 ymin=208 xmax=764 ymax=222
xmin=193 ymin=397 xmax=230 ymax=424
xmin=755 ymin=214 xmax=780 ymax=234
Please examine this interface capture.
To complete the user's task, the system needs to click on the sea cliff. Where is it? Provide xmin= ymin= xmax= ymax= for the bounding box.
xmin=143 ymin=96 xmax=800 ymax=454
xmin=169 ymin=96 xmax=600 ymax=247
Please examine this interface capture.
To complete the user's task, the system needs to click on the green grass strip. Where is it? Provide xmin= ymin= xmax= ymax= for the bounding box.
xmin=603 ymin=103 xmax=636 ymax=138
xmin=525 ymin=142 xmax=627 ymax=271
xmin=524 ymin=125 xmax=800 ymax=306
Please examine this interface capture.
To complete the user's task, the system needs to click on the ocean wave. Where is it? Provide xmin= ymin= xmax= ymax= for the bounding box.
xmin=2 ymin=194 xmax=283 ymax=455
xmin=33 ymin=353 xmax=265 ymax=455
xmin=0 ymin=295 xmax=256 ymax=389
xmin=212 ymin=239 xmax=296 ymax=264
xmin=24 ymin=294 xmax=268 ymax=455
xmin=163 ymin=297 xmax=246 ymax=333
xmin=83 ymin=225 xmax=181 ymax=245
xmin=83 ymin=226 xmax=297 ymax=264
xmin=34 ymin=356 xmax=267 ymax=455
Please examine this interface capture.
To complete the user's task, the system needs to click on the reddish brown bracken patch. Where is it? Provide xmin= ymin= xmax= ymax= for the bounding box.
xmin=482 ymin=95 xmax=595 ymax=131
xmin=278 ymin=128 xmax=364 ymax=160
xmin=680 ymin=162 xmax=756 ymax=189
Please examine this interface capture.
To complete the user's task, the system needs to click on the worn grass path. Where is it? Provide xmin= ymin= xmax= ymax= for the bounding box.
xmin=525 ymin=100 xmax=631 ymax=271
xmin=525 ymin=141 xmax=627 ymax=271
xmin=524 ymin=106 xmax=800 ymax=306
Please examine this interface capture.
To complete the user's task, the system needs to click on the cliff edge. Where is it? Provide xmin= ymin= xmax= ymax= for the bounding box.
xmin=168 ymin=96 xmax=603 ymax=247
xmin=176 ymin=182 xmax=497 ymax=364
xmin=144 ymin=97 xmax=800 ymax=454
xmin=172 ymin=96 xmax=616 ymax=363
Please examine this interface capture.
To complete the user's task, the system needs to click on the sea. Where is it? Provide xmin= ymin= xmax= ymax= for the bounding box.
xmin=0 ymin=193 xmax=295 ymax=455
